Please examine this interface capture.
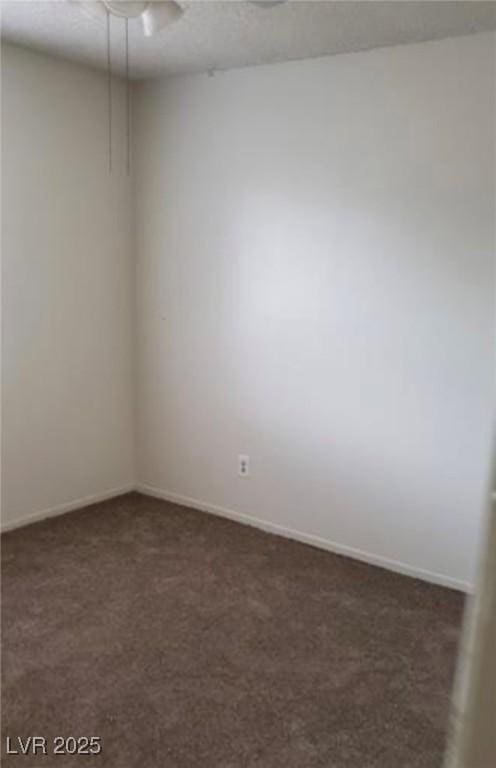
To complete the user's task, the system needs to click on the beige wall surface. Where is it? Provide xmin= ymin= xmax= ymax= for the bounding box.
xmin=1 ymin=45 xmax=135 ymax=528
xmin=134 ymin=32 xmax=495 ymax=590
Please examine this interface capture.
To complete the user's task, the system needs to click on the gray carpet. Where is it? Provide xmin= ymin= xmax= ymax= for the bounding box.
xmin=1 ymin=492 xmax=463 ymax=767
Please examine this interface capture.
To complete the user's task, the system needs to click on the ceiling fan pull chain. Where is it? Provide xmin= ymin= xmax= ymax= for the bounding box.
xmin=106 ymin=7 xmax=112 ymax=173
xmin=126 ymin=16 xmax=131 ymax=175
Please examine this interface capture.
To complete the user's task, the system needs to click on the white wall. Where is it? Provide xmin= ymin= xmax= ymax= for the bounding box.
xmin=134 ymin=32 xmax=495 ymax=590
xmin=1 ymin=44 xmax=135 ymax=528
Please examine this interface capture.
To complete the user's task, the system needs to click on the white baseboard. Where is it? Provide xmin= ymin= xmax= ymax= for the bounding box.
xmin=137 ymin=483 xmax=472 ymax=594
xmin=1 ymin=484 xmax=135 ymax=533
xmin=2 ymin=480 xmax=471 ymax=593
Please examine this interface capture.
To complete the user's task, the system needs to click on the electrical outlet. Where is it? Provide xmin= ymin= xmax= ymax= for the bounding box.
xmin=238 ymin=454 xmax=250 ymax=477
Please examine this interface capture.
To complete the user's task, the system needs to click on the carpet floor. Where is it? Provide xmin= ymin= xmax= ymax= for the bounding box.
xmin=2 ymin=492 xmax=464 ymax=767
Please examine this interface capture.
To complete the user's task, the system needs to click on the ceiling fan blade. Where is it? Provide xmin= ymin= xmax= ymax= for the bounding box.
xmin=69 ymin=1 xmax=108 ymax=23
xmin=104 ymin=2 xmax=149 ymax=19
xmin=141 ymin=1 xmax=183 ymax=37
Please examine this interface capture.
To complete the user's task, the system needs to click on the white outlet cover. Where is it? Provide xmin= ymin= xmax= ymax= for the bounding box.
xmin=238 ymin=454 xmax=250 ymax=477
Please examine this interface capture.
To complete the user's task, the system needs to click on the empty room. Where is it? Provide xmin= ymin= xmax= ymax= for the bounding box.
xmin=1 ymin=1 xmax=495 ymax=766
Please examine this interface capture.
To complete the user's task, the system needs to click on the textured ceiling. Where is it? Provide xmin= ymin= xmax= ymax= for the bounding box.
xmin=1 ymin=1 xmax=496 ymax=80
